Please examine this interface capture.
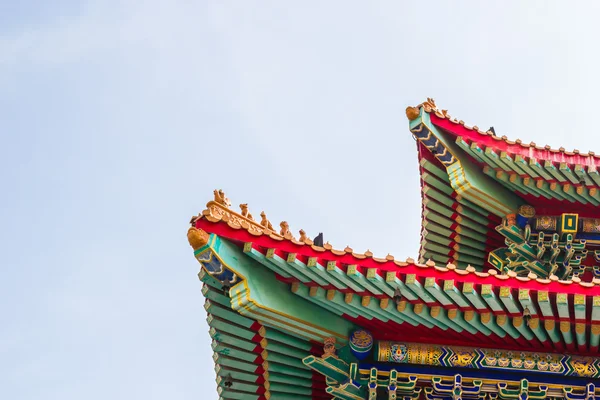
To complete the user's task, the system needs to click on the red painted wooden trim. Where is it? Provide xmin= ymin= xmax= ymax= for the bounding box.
xmin=429 ymin=113 xmax=596 ymax=165
xmin=197 ymin=219 xmax=600 ymax=296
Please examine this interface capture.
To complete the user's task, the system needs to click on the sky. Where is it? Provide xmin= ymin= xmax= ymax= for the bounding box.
xmin=3 ymin=1 xmax=600 ymax=399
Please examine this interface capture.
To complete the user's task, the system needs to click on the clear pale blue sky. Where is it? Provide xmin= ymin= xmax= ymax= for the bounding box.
xmin=3 ymin=1 xmax=600 ymax=399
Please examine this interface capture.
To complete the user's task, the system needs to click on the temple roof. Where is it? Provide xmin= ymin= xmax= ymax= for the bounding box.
xmin=190 ymin=102 xmax=600 ymax=398
xmin=191 ymin=196 xmax=600 ymax=356
xmin=408 ymin=99 xmax=600 ymax=211
xmin=406 ymin=99 xmax=600 ymax=282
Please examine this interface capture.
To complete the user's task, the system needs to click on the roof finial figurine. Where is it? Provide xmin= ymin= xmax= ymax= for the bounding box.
xmin=280 ymin=221 xmax=293 ymax=239
xmin=239 ymin=203 xmax=253 ymax=220
xmin=421 ymin=97 xmax=436 ymax=112
xmin=259 ymin=211 xmax=274 ymax=231
xmin=187 ymin=226 xmax=209 ymax=250
xmin=298 ymin=229 xmax=309 ymax=243
xmin=214 ymin=189 xmax=231 ymax=208
xmin=488 ymin=126 xmax=495 ymax=135
xmin=313 ymin=232 xmax=324 ymax=247
xmin=406 ymin=106 xmax=420 ymax=121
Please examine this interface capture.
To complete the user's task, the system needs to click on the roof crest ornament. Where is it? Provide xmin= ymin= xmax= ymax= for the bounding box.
xmin=298 ymin=229 xmax=312 ymax=244
xmin=239 ymin=203 xmax=253 ymax=220
xmin=259 ymin=211 xmax=274 ymax=231
xmin=406 ymin=97 xmax=438 ymax=121
xmin=279 ymin=221 xmax=295 ymax=240
xmin=187 ymin=227 xmax=209 ymax=250
xmin=214 ymin=189 xmax=231 ymax=208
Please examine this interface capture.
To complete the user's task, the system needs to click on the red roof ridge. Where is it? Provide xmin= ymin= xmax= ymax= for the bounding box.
xmin=189 ymin=190 xmax=600 ymax=291
xmin=407 ymin=98 xmax=597 ymax=160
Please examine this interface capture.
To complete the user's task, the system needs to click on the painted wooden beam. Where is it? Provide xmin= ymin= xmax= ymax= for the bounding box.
xmin=574 ymin=164 xmax=594 ymax=186
xmin=559 ymin=162 xmax=580 ymax=184
xmin=366 ymin=268 xmax=395 ymax=297
xmin=528 ymin=157 xmax=553 ymax=180
xmin=587 ymin=164 xmax=600 ymax=186
xmin=325 ymin=261 xmax=364 ymax=292
xmin=346 ymin=265 xmax=384 ymax=295
xmin=536 ymin=291 xmax=561 ymax=346
xmin=243 ymin=246 xmax=293 ymax=278
xmin=544 ymin=160 xmax=568 ymax=182
xmin=518 ymin=289 xmax=548 ymax=344
xmin=590 ymin=295 xmax=600 ymax=352
xmin=306 ymin=257 xmax=349 ymax=290
xmin=556 ymin=293 xmax=575 ymax=349
xmin=286 ymin=253 xmax=329 ymax=286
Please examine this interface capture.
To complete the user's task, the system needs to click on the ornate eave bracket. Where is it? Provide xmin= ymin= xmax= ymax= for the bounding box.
xmin=407 ymin=104 xmax=520 ymax=217
xmin=189 ymin=229 xmax=354 ymax=343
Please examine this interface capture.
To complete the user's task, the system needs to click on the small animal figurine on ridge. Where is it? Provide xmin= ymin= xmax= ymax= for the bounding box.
xmin=260 ymin=211 xmax=274 ymax=231
xmin=298 ymin=229 xmax=308 ymax=242
xmin=280 ymin=221 xmax=292 ymax=239
xmin=214 ymin=189 xmax=231 ymax=207
xmin=313 ymin=232 xmax=324 ymax=247
xmin=239 ymin=203 xmax=253 ymax=220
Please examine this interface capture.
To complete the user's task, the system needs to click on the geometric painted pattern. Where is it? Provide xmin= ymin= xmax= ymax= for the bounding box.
xmin=377 ymin=341 xmax=600 ymax=379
